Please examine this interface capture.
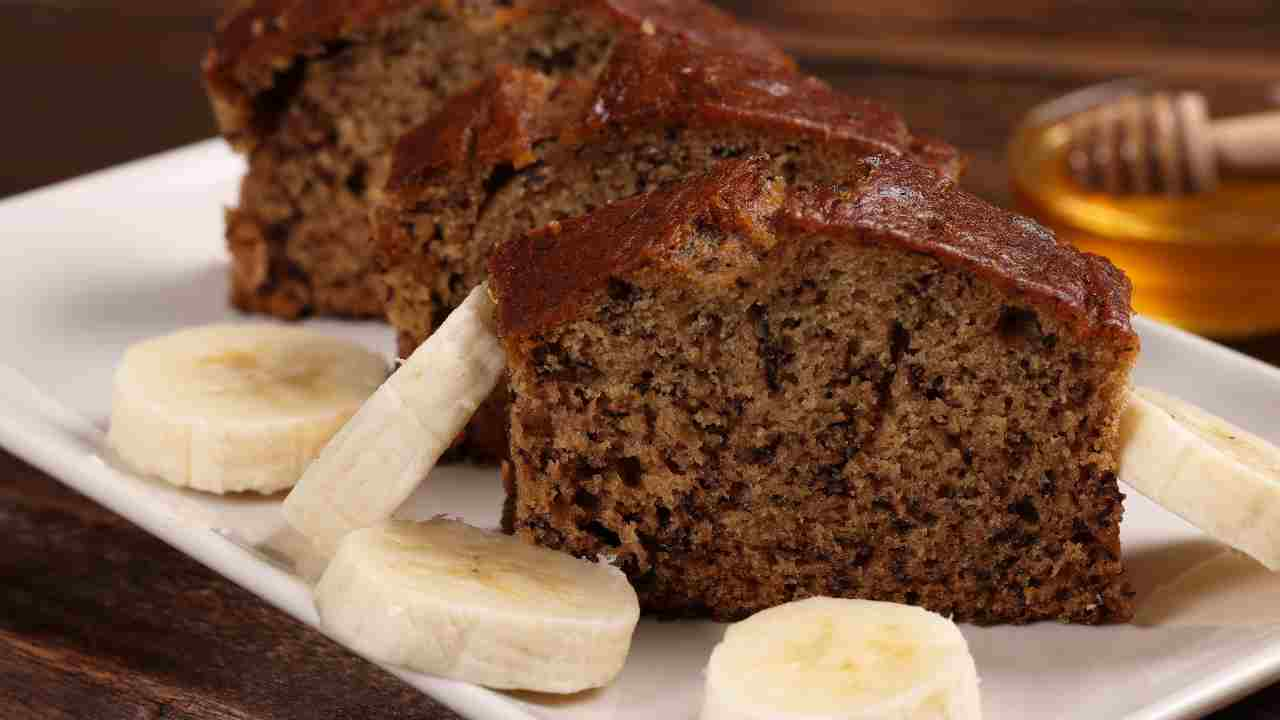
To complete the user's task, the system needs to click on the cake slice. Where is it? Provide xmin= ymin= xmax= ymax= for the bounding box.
xmin=488 ymin=156 xmax=1139 ymax=624
xmin=377 ymin=33 xmax=961 ymax=352
xmin=203 ymin=0 xmax=790 ymax=319
xmin=374 ymin=32 xmax=961 ymax=458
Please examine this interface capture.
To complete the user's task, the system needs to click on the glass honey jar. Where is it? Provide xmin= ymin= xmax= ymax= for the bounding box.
xmin=1010 ymin=80 xmax=1280 ymax=339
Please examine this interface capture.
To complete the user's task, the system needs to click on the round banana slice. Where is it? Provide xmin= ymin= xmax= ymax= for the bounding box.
xmin=702 ymin=597 xmax=981 ymax=720
xmin=282 ymin=284 xmax=505 ymax=554
xmin=315 ymin=518 xmax=640 ymax=693
xmin=108 ymin=324 xmax=387 ymax=495
xmin=1121 ymin=386 xmax=1280 ymax=570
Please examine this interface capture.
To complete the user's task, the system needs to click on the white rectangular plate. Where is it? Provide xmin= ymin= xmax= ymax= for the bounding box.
xmin=3 ymin=141 xmax=1280 ymax=720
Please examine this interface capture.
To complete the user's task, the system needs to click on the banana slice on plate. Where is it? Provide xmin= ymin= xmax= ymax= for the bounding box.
xmin=315 ymin=518 xmax=640 ymax=693
xmin=282 ymin=283 xmax=506 ymax=554
xmin=702 ymin=597 xmax=980 ymax=720
xmin=1121 ymin=386 xmax=1280 ymax=570
xmin=107 ymin=324 xmax=387 ymax=495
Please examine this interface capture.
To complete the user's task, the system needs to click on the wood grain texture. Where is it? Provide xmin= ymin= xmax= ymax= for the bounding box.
xmin=731 ymin=0 xmax=1280 ymax=81
xmin=1 ymin=1 xmax=1279 ymax=718
xmin=0 ymin=450 xmax=460 ymax=720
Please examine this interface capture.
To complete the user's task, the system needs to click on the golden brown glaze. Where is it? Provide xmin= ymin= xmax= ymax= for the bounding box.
xmin=489 ymin=155 xmax=1136 ymax=343
xmin=782 ymin=156 xmax=1135 ymax=341
xmin=569 ymin=33 xmax=912 ymax=158
xmin=375 ymin=65 xmax=589 ymax=274
xmin=203 ymin=0 xmax=791 ymax=139
xmin=383 ymin=66 xmax=581 ymax=198
xmin=384 ymin=32 xmax=961 ymax=196
xmin=489 ymin=156 xmax=771 ymax=335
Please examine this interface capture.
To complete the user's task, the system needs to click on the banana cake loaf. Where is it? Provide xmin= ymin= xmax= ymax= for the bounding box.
xmin=488 ymin=155 xmax=1139 ymax=624
xmin=374 ymin=32 xmax=961 ymax=458
xmin=203 ymin=0 xmax=789 ymax=319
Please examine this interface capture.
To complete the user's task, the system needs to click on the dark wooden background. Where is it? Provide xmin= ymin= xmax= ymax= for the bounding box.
xmin=2 ymin=2 xmax=1279 ymax=718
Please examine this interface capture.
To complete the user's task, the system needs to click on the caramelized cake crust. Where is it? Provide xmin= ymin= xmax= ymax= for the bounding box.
xmin=490 ymin=156 xmax=1138 ymax=624
xmin=375 ymin=34 xmax=961 ymax=457
xmin=203 ymin=0 xmax=790 ymax=319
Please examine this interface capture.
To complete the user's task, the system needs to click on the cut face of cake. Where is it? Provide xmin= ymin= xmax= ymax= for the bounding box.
xmin=374 ymin=32 xmax=961 ymax=458
xmin=378 ymin=33 xmax=961 ymax=352
xmin=203 ymin=0 xmax=790 ymax=320
xmin=489 ymin=156 xmax=1139 ymax=624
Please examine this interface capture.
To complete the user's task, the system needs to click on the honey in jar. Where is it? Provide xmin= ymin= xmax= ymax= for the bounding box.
xmin=1009 ymin=84 xmax=1280 ymax=339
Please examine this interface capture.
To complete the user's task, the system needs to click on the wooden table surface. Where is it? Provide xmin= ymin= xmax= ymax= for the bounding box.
xmin=2 ymin=2 xmax=1279 ymax=718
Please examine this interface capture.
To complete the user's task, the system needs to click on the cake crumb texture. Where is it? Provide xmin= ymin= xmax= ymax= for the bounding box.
xmin=205 ymin=0 xmax=790 ymax=319
xmin=375 ymin=33 xmax=960 ymax=458
xmin=493 ymin=157 xmax=1138 ymax=624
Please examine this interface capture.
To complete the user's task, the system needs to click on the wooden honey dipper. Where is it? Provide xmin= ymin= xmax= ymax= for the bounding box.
xmin=1067 ymin=91 xmax=1280 ymax=195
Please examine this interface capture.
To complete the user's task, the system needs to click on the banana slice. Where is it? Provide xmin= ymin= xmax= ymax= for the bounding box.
xmin=315 ymin=518 xmax=639 ymax=693
xmin=1121 ymin=386 xmax=1280 ymax=570
xmin=107 ymin=324 xmax=387 ymax=495
xmin=282 ymin=284 xmax=505 ymax=554
xmin=702 ymin=597 xmax=981 ymax=720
